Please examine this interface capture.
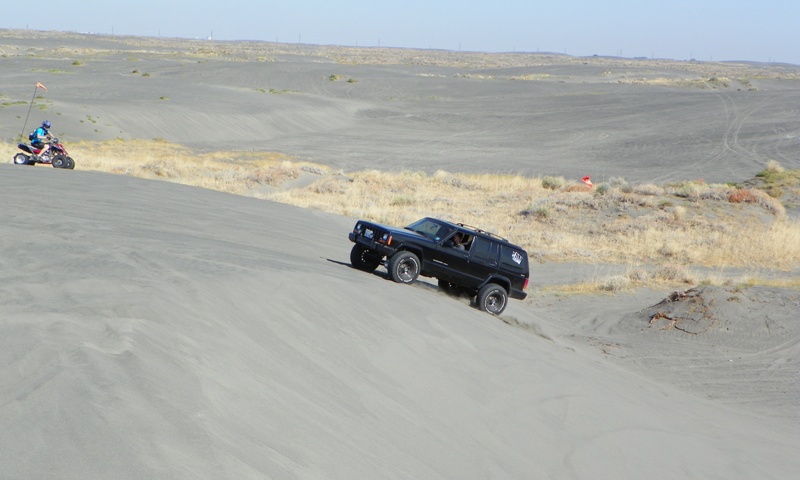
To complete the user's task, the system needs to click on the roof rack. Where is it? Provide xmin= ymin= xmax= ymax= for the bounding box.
xmin=456 ymin=223 xmax=507 ymax=242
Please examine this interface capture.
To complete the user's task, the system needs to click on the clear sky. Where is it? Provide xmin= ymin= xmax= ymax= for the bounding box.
xmin=2 ymin=0 xmax=798 ymax=64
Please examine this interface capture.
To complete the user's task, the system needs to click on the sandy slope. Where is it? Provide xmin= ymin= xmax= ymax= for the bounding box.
xmin=1 ymin=165 xmax=798 ymax=479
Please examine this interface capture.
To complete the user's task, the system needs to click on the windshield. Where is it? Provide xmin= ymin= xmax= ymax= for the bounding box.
xmin=405 ymin=218 xmax=455 ymax=241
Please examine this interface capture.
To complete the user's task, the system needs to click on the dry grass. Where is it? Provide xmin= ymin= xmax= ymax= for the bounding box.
xmin=4 ymin=140 xmax=799 ymax=275
xmin=62 ymin=139 xmax=319 ymax=195
xmin=542 ymin=262 xmax=800 ymax=295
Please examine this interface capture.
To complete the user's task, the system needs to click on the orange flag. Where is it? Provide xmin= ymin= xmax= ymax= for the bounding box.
xmin=36 ymin=82 xmax=48 ymax=91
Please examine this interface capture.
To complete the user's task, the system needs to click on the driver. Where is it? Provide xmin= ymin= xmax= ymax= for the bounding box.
xmin=449 ymin=232 xmax=465 ymax=250
xmin=31 ymin=120 xmax=53 ymax=159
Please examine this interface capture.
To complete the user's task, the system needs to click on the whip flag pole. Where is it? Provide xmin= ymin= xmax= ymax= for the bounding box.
xmin=20 ymin=82 xmax=48 ymax=142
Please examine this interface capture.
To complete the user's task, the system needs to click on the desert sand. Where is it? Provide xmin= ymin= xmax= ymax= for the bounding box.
xmin=1 ymin=30 xmax=799 ymax=479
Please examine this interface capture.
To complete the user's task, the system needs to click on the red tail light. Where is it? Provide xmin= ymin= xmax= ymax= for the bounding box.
xmin=523 ymin=277 xmax=529 ymax=290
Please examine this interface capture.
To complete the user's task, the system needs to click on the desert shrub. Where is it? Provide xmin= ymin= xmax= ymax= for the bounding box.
xmin=765 ymin=185 xmax=784 ymax=198
xmin=755 ymin=161 xmax=797 ymax=184
xmin=638 ymin=196 xmax=656 ymax=208
xmin=608 ymin=176 xmax=628 ymax=188
xmin=751 ymin=189 xmax=786 ymax=216
xmin=639 ymin=210 xmax=672 ymax=225
xmin=728 ymin=188 xmax=758 ymax=203
xmin=390 ymin=195 xmax=415 ymax=206
xmin=594 ymin=182 xmax=611 ymax=195
xmin=765 ymin=160 xmax=785 ymax=174
xmin=520 ymin=200 xmax=552 ymax=220
xmin=707 ymin=76 xmax=731 ymax=88
xmin=600 ymin=275 xmax=630 ymax=291
xmin=436 ymin=173 xmax=478 ymax=190
xmin=553 ymin=192 xmax=597 ymax=208
xmin=633 ymin=183 xmax=664 ymax=196
xmin=653 ymin=264 xmax=695 ymax=283
xmin=530 ymin=206 xmax=552 ymax=219
xmin=541 ymin=176 xmax=565 ymax=190
xmin=250 ymin=163 xmax=300 ymax=186
xmin=699 ymin=185 xmax=731 ymax=201
xmin=626 ymin=267 xmax=650 ymax=282
xmin=301 ymin=165 xmax=326 ymax=175
xmin=671 ymin=205 xmax=687 ymax=221
xmin=564 ymin=184 xmax=593 ymax=193
xmin=727 ymin=188 xmax=785 ymax=216
xmin=607 ymin=176 xmax=633 ymax=193
xmin=310 ymin=177 xmax=349 ymax=195
xmin=141 ymin=161 xmax=178 ymax=179
xmin=659 ymin=241 xmax=680 ymax=258
xmin=671 ymin=181 xmax=702 ymax=200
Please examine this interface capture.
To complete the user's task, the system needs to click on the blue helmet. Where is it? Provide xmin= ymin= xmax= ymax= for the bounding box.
xmin=42 ymin=120 xmax=51 ymax=128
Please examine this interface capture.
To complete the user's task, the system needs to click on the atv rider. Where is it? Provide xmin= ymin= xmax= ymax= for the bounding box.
xmin=31 ymin=120 xmax=54 ymax=160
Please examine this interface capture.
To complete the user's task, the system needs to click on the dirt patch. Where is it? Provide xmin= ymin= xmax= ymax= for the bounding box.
xmin=625 ymin=285 xmax=799 ymax=346
xmin=647 ymin=289 xmax=721 ymax=334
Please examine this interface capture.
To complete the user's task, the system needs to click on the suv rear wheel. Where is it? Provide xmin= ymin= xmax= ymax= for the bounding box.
xmin=350 ymin=244 xmax=381 ymax=272
xmin=477 ymin=283 xmax=508 ymax=315
xmin=388 ymin=251 xmax=420 ymax=284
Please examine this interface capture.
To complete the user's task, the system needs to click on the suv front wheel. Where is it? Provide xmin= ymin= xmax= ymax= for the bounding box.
xmin=477 ymin=283 xmax=508 ymax=315
xmin=388 ymin=251 xmax=420 ymax=284
xmin=350 ymin=244 xmax=381 ymax=272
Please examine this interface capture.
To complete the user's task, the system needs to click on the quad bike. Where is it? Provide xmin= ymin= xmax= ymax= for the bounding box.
xmin=14 ymin=138 xmax=75 ymax=169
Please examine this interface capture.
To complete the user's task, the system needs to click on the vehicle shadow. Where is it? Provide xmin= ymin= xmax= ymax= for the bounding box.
xmin=327 ymin=258 xmax=441 ymax=294
xmin=327 ymin=259 xmax=516 ymax=319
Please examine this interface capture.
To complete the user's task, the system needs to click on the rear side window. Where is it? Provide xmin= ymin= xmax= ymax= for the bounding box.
xmin=470 ymin=237 xmax=499 ymax=263
xmin=500 ymin=245 xmax=527 ymax=273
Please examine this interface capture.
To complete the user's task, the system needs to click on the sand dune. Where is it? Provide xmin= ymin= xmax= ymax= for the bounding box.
xmin=1 ymin=165 xmax=798 ymax=479
xmin=2 ymin=30 xmax=798 ymax=182
xmin=1 ymin=31 xmax=799 ymax=479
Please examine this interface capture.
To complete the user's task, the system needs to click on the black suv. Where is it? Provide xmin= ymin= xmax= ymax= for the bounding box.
xmin=348 ymin=217 xmax=529 ymax=315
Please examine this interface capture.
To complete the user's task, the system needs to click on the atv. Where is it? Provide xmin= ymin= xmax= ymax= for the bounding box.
xmin=14 ymin=138 xmax=75 ymax=169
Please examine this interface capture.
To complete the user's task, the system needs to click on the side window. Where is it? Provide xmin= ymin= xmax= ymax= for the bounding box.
xmin=470 ymin=237 xmax=499 ymax=263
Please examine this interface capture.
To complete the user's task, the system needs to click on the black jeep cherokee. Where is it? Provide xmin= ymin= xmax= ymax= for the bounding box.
xmin=348 ymin=217 xmax=529 ymax=315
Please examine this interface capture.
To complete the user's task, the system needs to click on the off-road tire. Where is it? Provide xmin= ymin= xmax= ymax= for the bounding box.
xmin=51 ymin=154 xmax=68 ymax=168
xmin=65 ymin=157 xmax=75 ymax=170
xmin=350 ymin=244 xmax=381 ymax=272
xmin=13 ymin=153 xmax=32 ymax=165
xmin=477 ymin=283 xmax=508 ymax=315
xmin=388 ymin=251 xmax=420 ymax=284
